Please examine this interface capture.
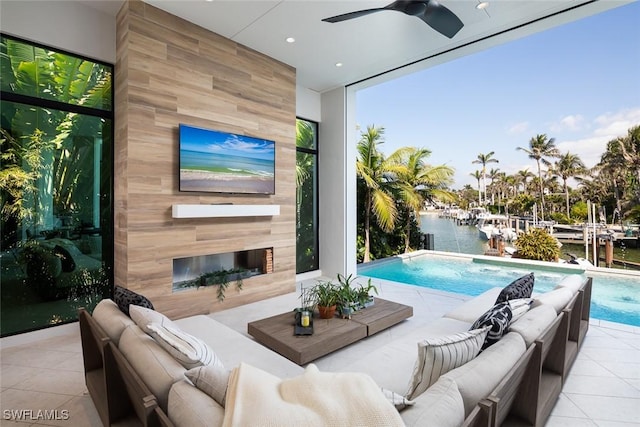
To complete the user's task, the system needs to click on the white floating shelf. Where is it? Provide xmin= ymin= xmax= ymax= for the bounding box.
xmin=172 ymin=204 xmax=280 ymax=218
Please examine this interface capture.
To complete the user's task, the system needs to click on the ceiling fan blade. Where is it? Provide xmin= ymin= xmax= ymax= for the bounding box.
xmin=322 ymin=8 xmax=386 ymax=23
xmin=419 ymin=0 xmax=463 ymax=38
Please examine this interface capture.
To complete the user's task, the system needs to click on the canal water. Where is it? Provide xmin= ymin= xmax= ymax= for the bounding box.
xmin=419 ymin=213 xmax=489 ymax=255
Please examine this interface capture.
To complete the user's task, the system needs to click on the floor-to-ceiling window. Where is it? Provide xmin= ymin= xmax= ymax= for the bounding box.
xmin=296 ymin=118 xmax=319 ymax=273
xmin=0 ymin=34 xmax=113 ymax=336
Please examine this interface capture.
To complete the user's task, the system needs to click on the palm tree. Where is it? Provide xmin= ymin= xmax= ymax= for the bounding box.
xmin=616 ymin=125 xmax=640 ymax=203
xmin=554 ymin=152 xmax=586 ymax=219
xmin=470 ymin=170 xmax=483 ymax=206
xmin=472 ymin=152 xmax=499 ymax=205
xmin=517 ymin=134 xmax=560 ymax=220
xmin=487 ymin=167 xmax=501 ymax=204
xmin=389 ymin=147 xmax=454 ymax=252
xmin=356 ymin=125 xmax=398 ymax=263
xmin=517 ymin=169 xmax=534 ymax=194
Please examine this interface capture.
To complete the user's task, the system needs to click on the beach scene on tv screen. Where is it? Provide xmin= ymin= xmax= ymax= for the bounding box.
xmin=179 ymin=125 xmax=275 ymax=194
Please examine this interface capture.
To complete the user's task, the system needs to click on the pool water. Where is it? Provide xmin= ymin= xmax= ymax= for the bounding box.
xmin=360 ymin=254 xmax=640 ymax=327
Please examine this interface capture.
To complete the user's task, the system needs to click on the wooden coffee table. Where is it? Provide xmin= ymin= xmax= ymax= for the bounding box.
xmin=247 ymin=298 xmax=412 ymax=365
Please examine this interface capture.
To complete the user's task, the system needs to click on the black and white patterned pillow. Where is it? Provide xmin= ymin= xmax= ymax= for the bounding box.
xmin=114 ymin=285 xmax=154 ymax=316
xmin=470 ymin=302 xmax=513 ymax=350
xmin=495 ymin=273 xmax=535 ymax=304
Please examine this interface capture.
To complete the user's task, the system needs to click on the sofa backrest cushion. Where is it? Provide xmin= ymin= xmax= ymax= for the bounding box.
xmin=118 ymin=324 xmax=186 ymax=411
xmin=554 ymin=274 xmax=584 ymax=294
xmin=495 ymin=273 xmax=535 ymax=304
xmin=444 ymin=287 xmax=502 ymax=324
xmin=186 ymin=365 xmax=230 ymax=408
xmin=92 ymin=299 xmax=135 ymax=345
xmin=401 ymin=376 xmax=464 ymax=427
xmin=532 ymin=287 xmax=574 ymax=314
xmin=443 ymin=332 xmax=526 ymax=416
xmin=509 ymin=303 xmax=558 ymax=347
xmin=168 ymin=380 xmax=225 ymax=427
xmin=406 ymin=327 xmax=489 ymax=400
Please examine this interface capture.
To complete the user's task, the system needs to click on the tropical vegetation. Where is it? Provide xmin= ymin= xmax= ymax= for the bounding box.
xmin=356 ymin=125 xmax=454 ymax=262
xmin=454 ymin=126 xmax=640 ymax=227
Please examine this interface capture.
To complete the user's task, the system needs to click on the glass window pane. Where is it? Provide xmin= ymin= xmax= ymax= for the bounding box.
xmin=1 ymin=35 xmax=113 ymax=337
xmin=296 ymin=119 xmax=318 ymax=273
xmin=1 ymin=36 xmax=112 ymax=111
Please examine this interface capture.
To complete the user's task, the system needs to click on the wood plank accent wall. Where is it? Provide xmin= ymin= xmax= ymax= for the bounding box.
xmin=115 ymin=0 xmax=297 ymax=319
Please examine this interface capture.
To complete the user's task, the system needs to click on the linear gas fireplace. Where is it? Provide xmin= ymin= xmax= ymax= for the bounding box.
xmin=172 ymin=248 xmax=273 ymax=292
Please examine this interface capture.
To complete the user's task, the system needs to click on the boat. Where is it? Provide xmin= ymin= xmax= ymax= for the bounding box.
xmin=477 ymin=215 xmax=517 ymax=241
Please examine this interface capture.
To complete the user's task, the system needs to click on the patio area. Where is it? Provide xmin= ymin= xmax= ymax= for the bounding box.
xmin=1 ymin=277 xmax=639 ymax=426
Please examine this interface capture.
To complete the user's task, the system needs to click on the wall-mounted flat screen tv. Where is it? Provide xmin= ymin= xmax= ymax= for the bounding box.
xmin=179 ymin=124 xmax=275 ymax=194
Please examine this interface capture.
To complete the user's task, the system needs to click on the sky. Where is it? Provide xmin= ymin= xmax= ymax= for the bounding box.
xmin=180 ymin=124 xmax=275 ymax=160
xmin=356 ymin=1 xmax=640 ymax=189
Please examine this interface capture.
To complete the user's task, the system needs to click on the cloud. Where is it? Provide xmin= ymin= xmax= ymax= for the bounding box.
xmin=555 ymin=107 xmax=640 ymax=167
xmin=550 ymin=114 xmax=586 ymax=132
xmin=507 ymin=121 xmax=529 ymax=134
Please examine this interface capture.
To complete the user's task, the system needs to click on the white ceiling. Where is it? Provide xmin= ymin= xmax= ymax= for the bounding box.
xmin=85 ymin=0 xmax=630 ymax=93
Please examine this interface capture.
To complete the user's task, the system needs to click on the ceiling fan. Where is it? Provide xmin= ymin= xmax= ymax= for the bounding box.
xmin=322 ymin=0 xmax=464 ymax=39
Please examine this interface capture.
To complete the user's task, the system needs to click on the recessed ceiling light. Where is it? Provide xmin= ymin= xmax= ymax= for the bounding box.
xmin=335 ymin=62 xmax=343 ymax=67
xmin=476 ymin=1 xmax=489 ymax=10
xmin=285 ymin=37 xmax=295 ymax=43
xmin=205 ymin=0 xmax=214 ymax=2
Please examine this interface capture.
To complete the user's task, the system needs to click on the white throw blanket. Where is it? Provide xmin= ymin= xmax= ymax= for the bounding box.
xmin=222 ymin=363 xmax=405 ymax=427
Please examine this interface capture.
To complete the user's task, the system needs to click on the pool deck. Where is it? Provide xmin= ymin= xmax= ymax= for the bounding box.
xmin=1 ymin=277 xmax=639 ymax=426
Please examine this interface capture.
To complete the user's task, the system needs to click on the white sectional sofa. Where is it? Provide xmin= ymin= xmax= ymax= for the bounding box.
xmin=80 ymin=274 xmax=592 ymax=427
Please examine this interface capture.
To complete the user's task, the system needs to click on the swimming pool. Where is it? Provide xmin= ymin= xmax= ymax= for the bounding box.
xmin=359 ymin=253 xmax=640 ymax=327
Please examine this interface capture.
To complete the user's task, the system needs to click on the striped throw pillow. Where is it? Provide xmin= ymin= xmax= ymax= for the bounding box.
xmin=146 ymin=322 xmax=223 ymax=370
xmin=406 ymin=327 xmax=489 ymax=400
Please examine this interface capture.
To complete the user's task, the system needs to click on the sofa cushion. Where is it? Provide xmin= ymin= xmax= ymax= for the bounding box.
xmin=186 ymin=365 xmax=230 ymax=407
xmin=443 ymin=332 xmax=526 ymax=416
xmin=92 ymin=299 xmax=135 ymax=345
xmin=130 ymin=305 xmax=176 ymax=335
xmin=495 ymin=273 xmax=535 ymax=304
xmin=406 ymin=327 xmax=489 ymax=400
xmin=554 ymin=274 xmax=584 ymax=294
xmin=401 ymin=376 xmax=464 ymax=427
xmin=444 ymin=287 xmax=502 ymax=323
xmin=470 ymin=302 xmax=513 ymax=350
xmin=338 ymin=316 xmax=471 ymax=394
xmin=147 ymin=321 xmax=223 ymax=370
xmin=532 ymin=287 xmax=574 ymax=314
xmin=174 ymin=315 xmax=304 ymax=379
xmin=168 ymin=380 xmax=225 ymax=427
xmin=118 ymin=324 xmax=186 ymax=411
xmin=114 ymin=285 xmax=154 ymax=316
xmin=509 ymin=304 xmax=557 ymax=347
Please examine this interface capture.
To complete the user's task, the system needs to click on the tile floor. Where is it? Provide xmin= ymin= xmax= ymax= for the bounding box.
xmin=1 ymin=277 xmax=639 ymax=426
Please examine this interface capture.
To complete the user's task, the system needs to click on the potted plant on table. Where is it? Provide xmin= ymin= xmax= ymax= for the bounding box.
xmin=354 ymin=278 xmax=378 ymax=310
xmin=310 ymin=280 xmax=339 ymax=319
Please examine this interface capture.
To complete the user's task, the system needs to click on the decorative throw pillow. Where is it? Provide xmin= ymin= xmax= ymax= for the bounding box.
xmin=146 ymin=321 xmax=223 ymax=370
xmin=381 ymin=388 xmax=415 ymax=411
xmin=495 ymin=273 xmax=535 ymax=304
xmin=405 ymin=327 xmax=489 ymax=400
xmin=471 ymin=302 xmax=513 ymax=350
xmin=186 ymin=365 xmax=231 ymax=407
xmin=129 ymin=305 xmax=174 ymax=335
xmin=114 ymin=285 xmax=154 ymax=316
xmin=53 ymin=245 xmax=76 ymax=272
xmin=508 ymin=298 xmax=533 ymax=322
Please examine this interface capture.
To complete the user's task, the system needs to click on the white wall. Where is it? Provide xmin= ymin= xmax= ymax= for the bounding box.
xmin=296 ymin=85 xmax=321 ymax=122
xmin=0 ymin=0 xmax=116 ymax=63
